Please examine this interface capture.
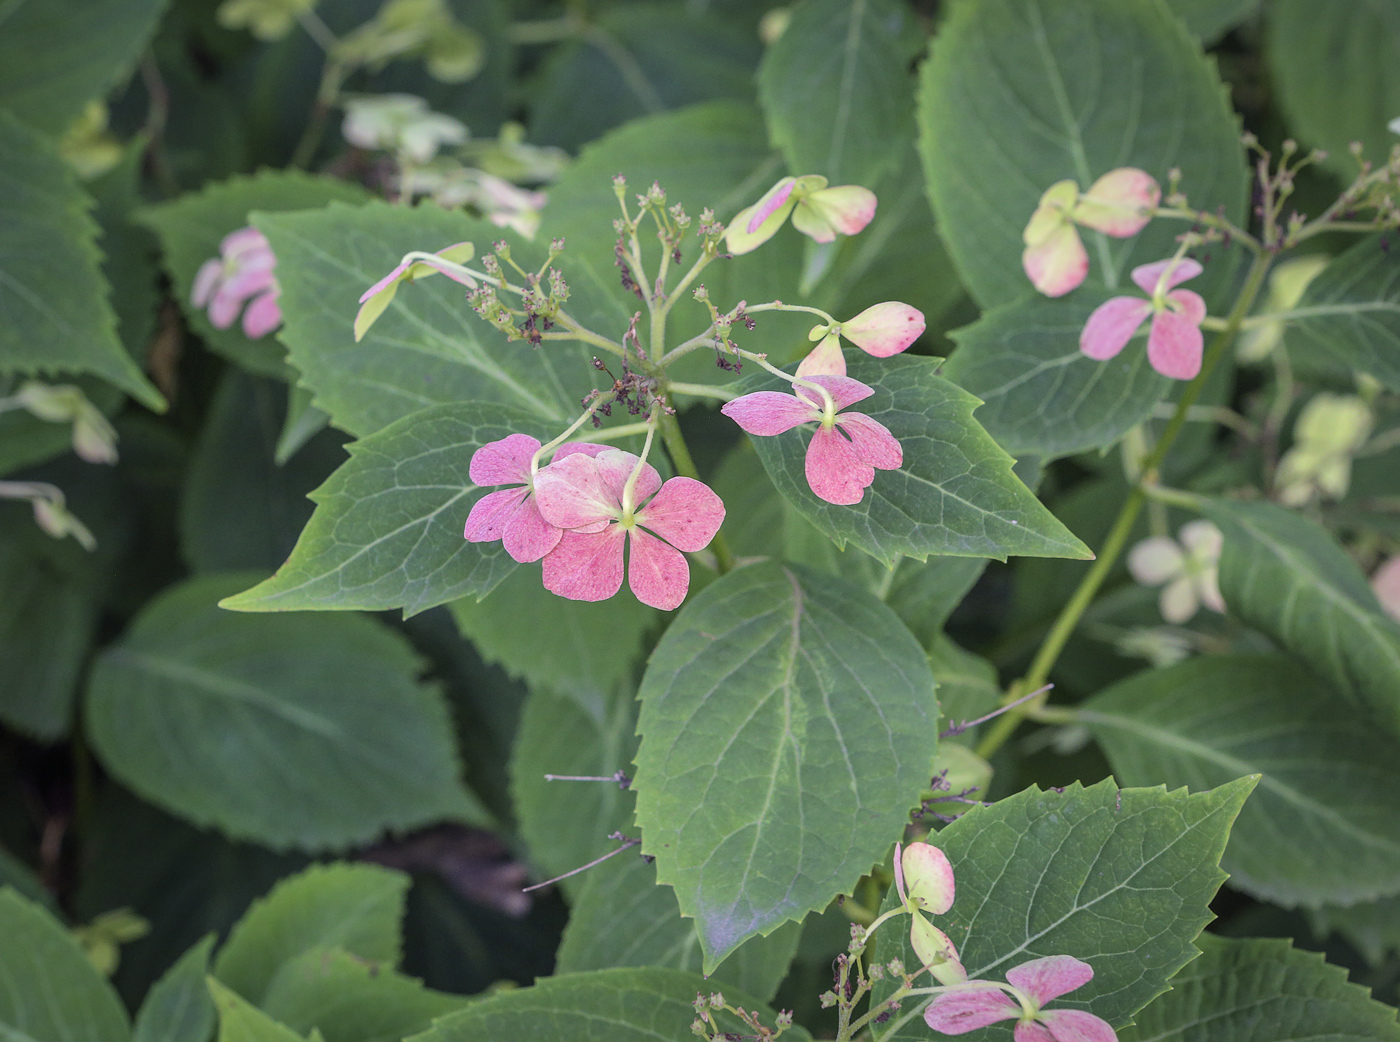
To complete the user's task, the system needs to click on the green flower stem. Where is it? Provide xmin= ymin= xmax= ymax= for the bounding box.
xmin=975 ymin=250 xmax=1274 ymax=760
xmin=666 ymin=381 xmax=738 ymax=401
xmin=657 ymin=247 xmax=717 ymax=322
xmin=657 ymin=409 xmax=735 ymax=574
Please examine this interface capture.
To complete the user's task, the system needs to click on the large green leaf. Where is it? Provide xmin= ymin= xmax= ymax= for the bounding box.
xmin=207 ymin=982 xmax=303 ymax=1042
xmin=757 ymin=0 xmax=921 ymax=190
xmin=0 ymin=113 xmax=163 ymax=409
xmin=1268 ymin=0 xmax=1400 ymax=179
xmin=1165 ymin=0 xmax=1260 ymax=43
xmin=871 ymin=778 xmax=1256 ymax=1041
xmin=632 ymin=561 xmax=939 ymax=969
xmin=0 ymin=0 xmax=165 ymax=134
xmin=1313 ymin=895 xmax=1400 ymax=966
xmin=403 ymin=967 xmax=809 ymax=1042
xmin=555 ymin=852 xmax=802 ymax=1003
xmin=132 ymin=936 xmax=217 ymax=1042
xmin=1120 ymin=934 xmax=1400 ymax=1041
xmin=255 ymin=202 xmax=596 ymax=438
xmin=926 ymin=634 xmax=1001 ymax=745
xmin=138 ymin=171 xmax=370 ymax=380
xmin=1083 ymin=655 xmax=1400 ymax=907
xmin=943 ymin=290 xmax=1172 ymax=458
xmin=219 ymin=403 xmax=558 ymax=615
xmin=213 ymin=864 xmax=408 ymax=1007
xmin=86 ymin=574 xmax=485 ymax=850
xmin=917 ymin=0 xmax=1245 ymax=309
xmin=1285 ymin=235 xmax=1400 ymax=391
xmin=0 ymin=888 xmax=131 ymax=1042
xmin=743 ymin=356 xmax=1091 ymax=564
xmin=1203 ymin=498 xmax=1400 ymax=733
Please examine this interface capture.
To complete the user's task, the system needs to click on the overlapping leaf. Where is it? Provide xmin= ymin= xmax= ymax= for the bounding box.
xmin=1285 ymin=235 xmax=1400 ymax=390
xmin=633 ymin=562 xmax=939 ymax=969
xmin=132 ymin=936 xmax=216 ymax=1042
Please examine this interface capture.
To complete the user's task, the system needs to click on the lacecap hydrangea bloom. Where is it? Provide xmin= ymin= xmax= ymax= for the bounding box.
xmin=1022 ymin=169 xmax=1159 ymax=297
xmin=924 ymin=955 xmax=1116 ymax=1042
xmin=191 ymin=227 xmax=283 ymax=339
xmin=725 ymin=174 xmax=877 ymax=255
xmin=796 ymin=301 xmax=926 ymax=378
xmin=1080 ymin=258 xmax=1207 ymax=380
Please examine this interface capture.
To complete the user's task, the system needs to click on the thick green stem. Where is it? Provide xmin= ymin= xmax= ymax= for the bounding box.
xmin=975 ymin=251 xmax=1274 ymax=759
xmin=657 ymin=410 xmax=735 ymax=573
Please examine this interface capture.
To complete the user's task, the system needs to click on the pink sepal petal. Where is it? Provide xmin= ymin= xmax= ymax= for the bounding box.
xmin=533 ymin=454 xmax=620 ymax=530
xmin=542 ymin=527 xmax=626 ymax=602
xmin=806 ymin=425 xmax=875 ymax=505
xmin=1080 ymin=297 xmax=1152 ymax=361
xmin=1074 ymin=168 xmax=1160 ymax=237
xmin=893 ymin=842 xmax=910 ymax=906
xmin=241 ymin=289 xmax=282 ymax=338
xmin=1167 ymin=288 xmax=1207 ymax=326
xmin=192 ymin=259 xmax=222 ymax=307
xmin=1130 ymin=258 xmax=1203 ymax=295
xmin=795 ymin=333 xmax=847 ymax=378
xmin=802 ymin=374 xmax=875 ymax=411
xmin=1007 ymin=956 xmax=1094 ymax=1006
xmin=635 ymin=476 xmax=725 ymax=552
xmin=795 ymin=185 xmax=877 ymax=238
xmin=626 ymin=527 xmax=691 ymax=610
xmin=207 ymin=285 xmax=244 ymax=329
xmin=841 ymin=302 xmax=925 ymax=357
xmin=463 ymin=486 xmax=528 ymax=542
xmin=360 ymin=261 xmax=410 ymax=303
xmin=923 ymin=986 xmax=1020 ymax=1035
xmin=838 ymin=412 xmax=902 ymax=470
xmin=1015 ymin=1022 xmax=1057 ymax=1042
xmin=721 ymin=392 xmax=819 ymax=436
xmin=1023 ymin=181 xmax=1079 ymax=246
xmin=748 ymin=178 xmax=797 ymax=233
xmin=553 ymin=441 xmax=609 ymax=460
xmin=220 ymin=226 xmax=269 ymax=257
xmin=218 ymin=264 xmax=277 ymax=304
xmin=1023 ymin=223 xmax=1089 ymax=298
xmin=501 ymin=496 xmax=563 ymax=563
xmin=1147 ymin=308 xmax=1204 ymax=380
xmin=469 ymin=433 xmax=539 ymax=486
xmin=899 ymin=842 xmax=954 ymax=914
xmin=1035 ymin=1010 xmax=1118 ymax=1042
xmin=594 ymin=448 xmax=662 ymax=506
xmin=1372 ymin=555 xmax=1400 ymax=621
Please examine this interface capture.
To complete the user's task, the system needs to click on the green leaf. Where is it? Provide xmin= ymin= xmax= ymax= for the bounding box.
xmin=1285 ymin=235 xmax=1400 ymax=391
xmin=261 ymin=949 xmax=470 ymax=1042
xmin=1083 ymin=655 xmax=1400 ymax=907
xmin=871 ymin=778 xmax=1257 ymax=1040
xmin=138 ymin=171 xmax=370 ymax=380
xmin=448 ymin=565 xmax=658 ymax=699
xmin=0 ymin=113 xmax=163 ymax=409
xmin=0 ymin=888 xmax=131 ymax=1042
xmin=213 ymin=864 xmax=409 ymax=1007
xmin=1203 ymin=498 xmax=1400 ymax=733
xmin=926 ymin=634 xmax=1001 ymax=744
xmin=90 ymin=140 xmax=162 ymax=365
xmin=403 ymin=967 xmax=809 ymax=1042
xmin=219 ymin=403 xmax=557 ymax=615
xmin=1268 ymin=0 xmax=1400 ymax=179
xmin=943 ymin=290 xmax=1172 ymax=459
xmin=757 ymin=0 xmax=921 ymax=189
xmin=511 ymin=684 xmax=638 ymax=901
xmin=85 ymin=573 xmax=486 ymax=851
xmin=1313 ymin=895 xmax=1400 ymax=966
xmin=0 ymin=0 xmax=166 ymax=134
xmin=207 ymin=981 xmax=304 ymax=1042
xmin=632 ymin=561 xmax=939 ymax=969
xmin=917 ymin=0 xmax=1246 ymax=309
xmin=555 ymin=852 xmax=802 ymax=1003
xmin=255 ymin=202 xmax=594 ymax=438
xmin=1119 ymin=934 xmax=1400 ymax=1042
xmin=1164 ymin=0 xmax=1260 ymax=43
xmin=133 ymin=936 xmax=217 ymax=1042
xmin=883 ymin=558 xmax=988 ymax=649
xmin=0 ymin=845 xmax=54 ymax=911
xmin=276 ymin=386 xmax=332 ymax=466
xmin=743 ymin=356 xmax=1091 ymax=565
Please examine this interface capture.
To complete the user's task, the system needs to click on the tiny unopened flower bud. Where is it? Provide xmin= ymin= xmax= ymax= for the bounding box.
xmin=709 ymin=993 xmax=725 ymax=1009
xmin=775 ymin=1011 xmax=793 ymax=1029
xmin=819 ymin=991 xmax=837 ymax=1009
xmin=690 ymin=1019 xmax=707 ymax=1037
xmin=612 ymin=173 xmax=627 ymax=197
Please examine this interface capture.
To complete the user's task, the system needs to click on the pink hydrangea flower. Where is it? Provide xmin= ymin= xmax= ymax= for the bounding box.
xmin=463 ymin=435 xmax=605 ymax=563
xmin=1022 ymin=169 xmax=1161 ymax=297
xmin=894 ymin=842 xmax=966 ymax=985
xmin=924 ymin=955 xmax=1116 ymax=1042
xmin=191 ymin=227 xmax=283 ymax=338
xmin=354 ymin=242 xmax=478 ymax=341
xmin=1080 ymin=258 xmax=1207 ymax=380
xmin=725 ymin=175 xmax=877 ymax=255
xmin=721 ymin=376 xmax=901 ymax=506
xmin=1372 ymin=555 xmax=1400 ymax=623
xmin=532 ymin=448 xmax=725 ymax=611
xmin=796 ymin=302 xmax=926 ymax=378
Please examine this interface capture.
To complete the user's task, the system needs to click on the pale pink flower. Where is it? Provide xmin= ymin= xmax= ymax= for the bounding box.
xmin=924 ymin=955 xmax=1116 ymax=1042
xmin=795 ymin=302 xmax=926 ymax=378
xmin=1080 ymin=258 xmax=1207 ymax=380
xmin=463 ymin=435 xmax=606 ymax=563
xmin=1127 ymin=519 xmax=1225 ymax=624
xmin=721 ymin=376 xmax=901 ymax=506
xmin=191 ymin=226 xmax=282 ymax=338
xmin=725 ymin=175 xmax=877 ymax=255
xmin=354 ymin=242 xmax=478 ymax=341
xmin=533 ymin=449 xmax=725 ymax=611
xmin=894 ymin=842 xmax=966 ymax=986
xmin=1022 ymin=169 xmax=1160 ymax=297
xmin=1372 ymin=555 xmax=1400 ymax=623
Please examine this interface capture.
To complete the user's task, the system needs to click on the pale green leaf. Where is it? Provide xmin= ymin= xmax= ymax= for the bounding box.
xmin=85 ymin=574 xmax=485 ymax=851
xmin=132 ymin=936 xmax=216 ymax=1042
xmin=1286 ymin=235 xmax=1400 ymax=391
xmin=207 ymin=982 xmax=302 ymax=1042
xmin=1084 ymin=655 xmax=1400 ymax=907
xmin=633 ymin=561 xmax=939 ymax=969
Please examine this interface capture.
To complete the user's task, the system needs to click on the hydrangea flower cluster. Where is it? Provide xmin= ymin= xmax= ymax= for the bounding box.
xmin=192 ymin=226 xmax=283 ymax=339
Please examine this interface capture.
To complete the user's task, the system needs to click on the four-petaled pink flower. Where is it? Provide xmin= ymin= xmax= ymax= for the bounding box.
xmin=797 ymin=302 xmax=926 ymax=378
xmin=1080 ymin=258 xmax=1207 ymax=380
xmin=924 ymin=955 xmax=1116 ymax=1042
xmin=355 ymin=241 xmax=478 ymax=341
xmin=1022 ymin=169 xmax=1161 ymax=297
xmin=533 ymin=448 xmax=725 ymax=611
xmin=722 ymin=375 xmax=902 ymax=506
xmin=191 ymin=227 xmax=283 ymax=338
xmin=726 ymin=175 xmax=877 ymax=255
xmin=463 ymin=435 xmax=604 ymax=563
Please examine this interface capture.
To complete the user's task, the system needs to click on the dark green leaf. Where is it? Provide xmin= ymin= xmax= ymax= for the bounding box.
xmin=927 ymin=634 xmax=1001 ymax=744
xmin=1313 ymin=895 xmax=1400 ymax=967
xmin=86 ymin=574 xmax=486 ymax=851
xmin=917 ymin=0 xmax=1245 ymax=309
xmin=633 ymin=561 xmax=939 ymax=969
xmin=1286 ymin=235 xmax=1400 ymax=391
xmin=90 ymin=140 xmax=162 ymax=364
xmin=132 ymin=936 xmax=217 ymax=1042
xmin=1084 ymin=655 xmax=1400 ymax=907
